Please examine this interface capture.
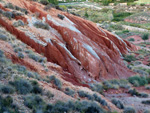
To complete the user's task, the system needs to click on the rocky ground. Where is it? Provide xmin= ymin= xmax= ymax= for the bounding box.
xmin=0 ymin=0 xmax=150 ymax=113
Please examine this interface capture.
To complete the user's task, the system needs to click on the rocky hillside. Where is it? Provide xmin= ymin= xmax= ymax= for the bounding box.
xmin=0 ymin=0 xmax=138 ymax=113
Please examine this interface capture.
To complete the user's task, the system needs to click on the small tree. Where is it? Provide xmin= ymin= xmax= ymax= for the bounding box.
xmin=142 ymin=33 xmax=149 ymax=42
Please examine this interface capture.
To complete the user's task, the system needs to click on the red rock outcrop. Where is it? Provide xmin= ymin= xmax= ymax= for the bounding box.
xmin=0 ymin=0 xmax=136 ymax=84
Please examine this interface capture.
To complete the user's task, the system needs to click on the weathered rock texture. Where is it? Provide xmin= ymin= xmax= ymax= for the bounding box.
xmin=0 ymin=0 xmax=136 ymax=84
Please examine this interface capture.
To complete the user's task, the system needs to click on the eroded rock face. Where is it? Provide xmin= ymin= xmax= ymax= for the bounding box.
xmin=0 ymin=0 xmax=136 ymax=84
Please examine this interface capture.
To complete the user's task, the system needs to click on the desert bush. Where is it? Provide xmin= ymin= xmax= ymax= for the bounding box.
xmin=49 ymin=75 xmax=62 ymax=89
xmin=123 ymin=107 xmax=136 ymax=113
xmin=0 ymin=85 xmax=15 ymax=94
xmin=4 ymin=3 xmax=14 ymax=9
xmin=128 ymin=75 xmax=148 ymax=86
xmin=65 ymin=87 xmax=75 ymax=97
xmin=10 ymin=79 xmax=33 ymax=94
xmin=0 ymin=34 xmax=7 ymax=41
xmin=45 ymin=100 xmax=106 ymax=113
xmin=28 ymin=52 xmax=46 ymax=63
xmin=90 ymin=83 xmax=103 ymax=93
xmin=45 ymin=91 xmax=54 ymax=98
xmin=128 ymin=88 xmax=148 ymax=98
xmin=139 ymin=92 xmax=149 ymax=98
xmin=93 ymin=93 xmax=101 ymax=102
xmin=142 ymin=33 xmax=149 ymax=42
xmin=27 ymin=71 xmax=34 ymax=78
xmin=30 ymin=80 xmax=43 ymax=94
xmin=18 ymin=52 xmax=24 ymax=59
xmin=59 ymin=5 xmax=67 ymax=10
xmin=13 ymin=47 xmax=22 ymax=53
xmin=142 ymin=100 xmax=150 ymax=105
xmin=0 ymin=50 xmax=4 ymax=57
xmin=13 ymin=20 xmax=24 ymax=27
xmin=58 ymin=14 xmax=64 ymax=20
xmin=123 ymin=54 xmax=136 ymax=62
xmin=24 ymin=95 xmax=46 ymax=110
xmin=78 ymin=90 xmax=94 ymax=100
xmin=0 ymin=96 xmax=19 ymax=113
xmin=113 ymin=12 xmax=132 ymax=22
xmin=128 ymin=38 xmax=135 ymax=42
xmin=40 ymin=0 xmax=49 ymax=5
xmin=3 ymin=11 xmax=15 ymax=19
xmin=128 ymin=88 xmax=139 ymax=96
xmin=33 ymin=21 xmax=49 ymax=30
xmin=111 ymin=98 xmax=124 ymax=109
xmin=144 ymin=110 xmax=150 ymax=113
xmin=145 ymin=85 xmax=150 ymax=90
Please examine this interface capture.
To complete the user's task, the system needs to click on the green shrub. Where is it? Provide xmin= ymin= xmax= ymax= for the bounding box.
xmin=33 ymin=21 xmax=49 ymax=30
xmin=65 ymin=87 xmax=75 ymax=97
xmin=45 ymin=91 xmax=54 ymax=98
xmin=3 ymin=11 xmax=14 ymax=19
xmin=13 ymin=20 xmax=24 ymax=27
xmin=78 ymin=90 xmax=94 ymax=100
xmin=18 ymin=52 xmax=24 ymax=59
xmin=10 ymin=79 xmax=33 ymax=94
xmin=142 ymin=33 xmax=149 ymax=42
xmin=142 ymin=100 xmax=150 ymax=105
xmin=123 ymin=54 xmax=136 ymax=62
xmin=0 ymin=96 xmax=19 ymax=113
xmin=145 ymin=85 xmax=150 ymax=90
xmin=90 ymin=83 xmax=103 ymax=93
xmin=0 ymin=34 xmax=7 ymax=41
xmin=0 ymin=50 xmax=4 ymax=57
xmin=45 ymin=100 xmax=106 ymax=113
xmin=111 ymin=98 xmax=124 ymax=109
xmin=128 ymin=38 xmax=135 ymax=42
xmin=28 ymin=53 xmax=46 ymax=63
xmin=0 ymin=85 xmax=15 ymax=94
xmin=123 ymin=107 xmax=136 ymax=113
xmin=13 ymin=47 xmax=22 ymax=53
xmin=24 ymin=95 xmax=46 ymax=110
xmin=128 ymin=75 xmax=148 ymax=86
xmin=113 ymin=12 xmax=132 ymax=22
xmin=49 ymin=76 xmax=62 ymax=89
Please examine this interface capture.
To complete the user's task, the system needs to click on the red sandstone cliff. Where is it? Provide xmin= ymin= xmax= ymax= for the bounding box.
xmin=0 ymin=0 xmax=136 ymax=84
